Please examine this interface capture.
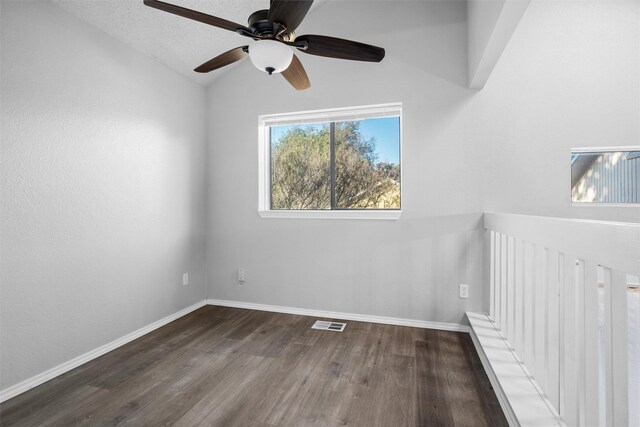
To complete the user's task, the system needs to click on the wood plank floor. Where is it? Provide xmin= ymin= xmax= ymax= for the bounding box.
xmin=0 ymin=306 xmax=507 ymax=427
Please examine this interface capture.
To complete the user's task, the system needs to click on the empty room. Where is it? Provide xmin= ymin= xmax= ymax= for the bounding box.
xmin=1 ymin=0 xmax=638 ymax=426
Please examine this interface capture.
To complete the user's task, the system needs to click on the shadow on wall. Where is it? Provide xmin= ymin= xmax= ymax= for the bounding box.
xmin=300 ymin=0 xmax=469 ymax=88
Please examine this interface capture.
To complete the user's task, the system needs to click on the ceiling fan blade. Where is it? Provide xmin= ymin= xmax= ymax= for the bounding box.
xmin=143 ymin=0 xmax=250 ymax=34
xmin=295 ymin=34 xmax=385 ymax=62
xmin=281 ymin=54 xmax=311 ymax=90
xmin=194 ymin=46 xmax=249 ymax=73
xmin=268 ymin=0 xmax=313 ymax=33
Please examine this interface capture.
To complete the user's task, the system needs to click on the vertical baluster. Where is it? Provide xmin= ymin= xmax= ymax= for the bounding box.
xmin=501 ymin=233 xmax=508 ymax=334
xmin=515 ymin=238 xmax=524 ymax=356
xmin=559 ymin=253 xmax=566 ymax=418
xmin=603 ymin=267 xmax=614 ymax=427
xmin=490 ymin=230 xmax=496 ymax=320
xmin=535 ymin=244 xmax=548 ymax=391
xmin=575 ymin=259 xmax=586 ymax=426
xmin=507 ymin=236 xmax=516 ymax=346
xmin=563 ymin=254 xmax=578 ymax=427
xmin=580 ymin=261 xmax=600 ymax=426
xmin=547 ymin=249 xmax=560 ymax=410
xmin=627 ymin=274 xmax=639 ymax=427
xmin=611 ymin=269 xmax=629 ymax=426
xmin=583 ymin=261 xmax=600 ymax=427
xmin=521 ymin=240 xmax=528 ymax=361
xmin=495 ymin=232 xmax=502 ymax=328
xmin=524 ymin=241 xmax=536 ymax=374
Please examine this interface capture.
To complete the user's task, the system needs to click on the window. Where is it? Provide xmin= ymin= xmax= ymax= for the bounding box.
xmin=259 ymin=104 xmax=402 ymax=219
xmin=571 ymin=147 xmax=640 ymax=205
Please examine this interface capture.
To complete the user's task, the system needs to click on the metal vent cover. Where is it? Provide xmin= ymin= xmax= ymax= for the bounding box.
xmin=311 ymin=320 xmax=346 ymax=332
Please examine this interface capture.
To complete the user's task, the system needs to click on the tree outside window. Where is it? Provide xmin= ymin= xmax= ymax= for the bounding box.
xmin=270 ymin=116 xmax=401 ymax=210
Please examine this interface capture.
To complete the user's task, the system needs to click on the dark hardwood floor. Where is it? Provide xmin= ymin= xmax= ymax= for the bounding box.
xmin=0 ymin=306 xmax=507 ymax=427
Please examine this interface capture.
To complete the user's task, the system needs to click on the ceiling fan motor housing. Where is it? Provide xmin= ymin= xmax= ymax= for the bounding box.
xmin=248 ymin=10 xmax=273 ymax=36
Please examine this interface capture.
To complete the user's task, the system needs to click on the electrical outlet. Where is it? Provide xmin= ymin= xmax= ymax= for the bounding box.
xmin=237 ymin=268 xmax=246 ymax=283
xmin=182 ymin=273 xmax=189 ymax=286
xmin=459 ymin=284 xmax=469 ymax=299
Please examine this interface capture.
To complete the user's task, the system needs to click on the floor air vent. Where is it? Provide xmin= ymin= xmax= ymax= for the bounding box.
xmin=312 ymin=320 xmax=346 ymax=332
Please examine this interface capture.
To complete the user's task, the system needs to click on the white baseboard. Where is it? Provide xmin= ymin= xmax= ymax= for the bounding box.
xmin=207 ymin=298 xmax=470 ymax=333
xmin=0 ymin=300 xmax=207 ymax=403
xmin=1 ymin=298 xmax=468 ymax=404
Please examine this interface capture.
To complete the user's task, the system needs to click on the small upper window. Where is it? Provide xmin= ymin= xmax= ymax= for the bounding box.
xmin=259 ymin=104 xmax=401 ymax=219
xmin=571 ymin=148 xmax=640 ymax=204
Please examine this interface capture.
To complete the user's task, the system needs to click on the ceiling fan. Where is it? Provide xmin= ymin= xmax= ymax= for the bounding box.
xmin=143 ymin=0 xmax=385 ymax=90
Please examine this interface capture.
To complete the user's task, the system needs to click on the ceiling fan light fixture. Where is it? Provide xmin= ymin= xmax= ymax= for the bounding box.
xmin=249 ymin=40 xmax=293 ymax=75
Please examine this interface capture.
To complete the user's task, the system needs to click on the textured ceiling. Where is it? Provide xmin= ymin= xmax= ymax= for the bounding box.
xmin=51 ymin=0 xmax=327 ymax=86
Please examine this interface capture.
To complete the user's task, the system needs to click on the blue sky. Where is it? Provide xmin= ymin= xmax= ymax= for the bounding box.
xmin=270 ymin=117 xmax=400 ymax=164
xmin=358 ymin=117 xmax=400 ymax=164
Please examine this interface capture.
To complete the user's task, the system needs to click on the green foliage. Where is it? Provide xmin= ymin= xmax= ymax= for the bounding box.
xmin=271 ymin=121 xmax=400 ymax=210
xmin=376 ymin=162 xmax=401 ymax=182
xmin=271 ymin=125 xmax=331 ymax=209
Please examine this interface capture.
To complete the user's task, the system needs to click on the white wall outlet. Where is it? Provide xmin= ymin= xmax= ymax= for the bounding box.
xmin=237 ymin=268 xmax=246 ymax=283
xmin=182 ymin=273 xmax=189 ymax=286
xmin=459 ymin=284 xmax=469 ymax=299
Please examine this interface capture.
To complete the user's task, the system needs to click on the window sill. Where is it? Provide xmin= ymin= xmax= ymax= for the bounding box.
xmin=258 ymin=210 xmax=402 ymax=220
xmin=571 ymin=203 xmax=640 ymax=207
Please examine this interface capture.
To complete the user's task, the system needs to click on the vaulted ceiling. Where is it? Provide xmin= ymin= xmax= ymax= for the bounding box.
xmin=51 ymin=0 xmax=528 ymax=90
xmin=52 ymin=0 xmax=327 ymax=86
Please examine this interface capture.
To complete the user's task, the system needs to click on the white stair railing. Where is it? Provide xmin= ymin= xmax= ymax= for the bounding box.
xmin=484 ymin=212 xmax=640 ymax=427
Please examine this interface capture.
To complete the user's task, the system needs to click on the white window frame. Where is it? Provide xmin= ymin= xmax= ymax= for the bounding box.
xmin=258 ymin=103 xmax=402 ymax=220
xmin=571 ymin=145 xmax=640 ymax=207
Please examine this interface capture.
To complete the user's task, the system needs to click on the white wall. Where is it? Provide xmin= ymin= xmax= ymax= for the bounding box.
xmin=205 ymin=0 xmax=639 ymax=326
xmin=470 ymin=0 xmax=640 ymax=223
xmin=467 ymin=0 xmax=530 ymax=89
xmin=206 ymin=1 xmax=487 ymax=324
xmin=468 ymin=0 xmax=506 ymax=86
xmin=0 ymin=1 xmax=207 ymax=390
xmin=2 ymin=0 xmax=637 ymax=396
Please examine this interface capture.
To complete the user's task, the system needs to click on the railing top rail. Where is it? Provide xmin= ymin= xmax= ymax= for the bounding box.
xmin=483 ymin=212 xmax=640 ymax=276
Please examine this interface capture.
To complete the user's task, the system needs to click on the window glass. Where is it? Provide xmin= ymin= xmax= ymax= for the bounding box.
xmin=571 ymin=150 xmax=640 ymax=204
xmin=335 ymin=118 xmax=400 ymax=209
xmin=264 ymin=106 xmax=401 ymax=212
xmin=270 ymin=123 xmax=330 ymax=210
